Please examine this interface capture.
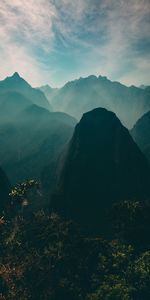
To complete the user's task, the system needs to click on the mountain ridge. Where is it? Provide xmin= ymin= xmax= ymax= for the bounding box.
xmin=42 ymin=74 xmax=150 ymax=128
xmin=0 ymin=72 xmax=52 ymax=111
xmin=0 ymin=101 xmax=76 ymax=186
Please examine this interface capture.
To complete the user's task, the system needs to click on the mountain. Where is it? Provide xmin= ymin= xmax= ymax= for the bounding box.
xmin=49 ymin=75 xmax=150 ymax=128
xmin=0 ymin=167 xmax=10 ymax=212
xmin=131 ymin=111 xmax=150 ymax=162
xmin=0 ymin=103 xmax=76 ymax=187
xmin=38 ymin=84 xmax=58 ymax=104
xmin=0 ymin=72 xmax=51 ymax=111
xmin=139 ymin=84 xmax=146 ymax=89
xmin=0 ymin=91 xmax=32 ymax=123
xmin=52 ymin=108 xmax=150 ymax=234
xmin=139 ymin=85 xmax=150 ymax=89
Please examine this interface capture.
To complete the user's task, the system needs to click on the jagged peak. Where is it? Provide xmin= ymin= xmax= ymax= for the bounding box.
xmin=2 ymin=72 xmax=31 ymax=87
xmin=4 ymin=72 xmax=24 ymax=82
xmin=5 ymin=72 xmax=22 ymax=80
xmin=12 ymin=72 xmax=20 ymax=78
xmin=41 ymin=84 xmax=52 ymax=89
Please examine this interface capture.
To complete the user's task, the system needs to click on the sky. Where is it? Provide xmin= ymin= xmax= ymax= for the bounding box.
xmin=0 ymin=0 xmax=150 ymax=87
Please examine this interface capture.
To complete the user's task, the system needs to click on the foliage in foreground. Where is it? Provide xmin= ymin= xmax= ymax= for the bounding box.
xmin=1 ymin=182 xmax=150 ymax=299
xmin=1 ymin=208 xmax=150 ymax=300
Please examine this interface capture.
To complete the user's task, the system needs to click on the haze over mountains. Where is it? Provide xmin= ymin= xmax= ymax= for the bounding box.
xmin=0 ymin=72 xmax=51 ymax=113
xmin=39 ymin=75 xmax=150 ymax=128
xmin=0 ymin=72 xmax=150 ymax=219
xmin=0 ymin=73 xmax=76 ymax=193
xmin=1 ymin=0 xmax=150 ymax=296
xmin=38 ymin=85 xmax=58 ymax=103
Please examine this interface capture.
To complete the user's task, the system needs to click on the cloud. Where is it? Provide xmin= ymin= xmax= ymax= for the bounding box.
xmin=52 ymin=0 xmax=150 ymax=84
xmin=0 ymin=0 xmax=57 ymax=85
xmin=0 ymin=0 xmax=149 ymax=86
xmin=0 ymin=0 xmax=55 ymax=47
xmin=105 ymin=0 xmax=150 ymax=85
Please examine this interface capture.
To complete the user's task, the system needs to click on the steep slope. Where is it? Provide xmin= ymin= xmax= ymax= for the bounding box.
xmin=0 ymin=72 xmax=51 ymax=110
xmin=52 ymin=108 xmax=150 ymax=233
xmin=131 ymin=111 xmax=150 ymax=162
xmin=0 ymin=104 xmax=76 ymax=185
xmin=50 ymin=75 xmax=150 ymax=128
xmin=0 ymin=167 xmax=10 ymax=212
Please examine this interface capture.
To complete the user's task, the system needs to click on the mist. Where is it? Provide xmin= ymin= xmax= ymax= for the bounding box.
xmin=39 ymin=75 xmax=150 ymax=129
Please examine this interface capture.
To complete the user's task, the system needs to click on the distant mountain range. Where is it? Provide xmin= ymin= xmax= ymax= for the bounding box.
xmin=0 ymin=73 xmax=76 ymax=194
xmin=139 ymin=85 xmax=150 ymax=90
xmin=1 ymin=72 xmax=150 ymax=300
xmin=1 ymin=72 xmax=150 ymax=217
xmin=38 ymin=84 xmax=58 ymax=103
xmin=39 ymin=75 xmax=150 ymax=128
xmin=0 ymin=103 xmax=76 ymax=185
xmin=0 ymin=72 xmax=51 ymax=112
xmin=52 ymin=108 xmax=150 ymax=233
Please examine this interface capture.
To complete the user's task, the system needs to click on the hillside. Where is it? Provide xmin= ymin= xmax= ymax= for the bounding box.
xmin=131 ymin=111 xmax=150 ymax=162
xmin=52 ymin=108 xmax=150 ymax=233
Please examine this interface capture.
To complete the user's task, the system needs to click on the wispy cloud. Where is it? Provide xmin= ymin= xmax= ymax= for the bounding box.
xmin=52 ymin=0 xmax=150 ymax=85
xmin=0 ymin=0 xmax=56 ymax=85
xmin=0 ymin=0 xmax=55 ymax=46
xmin=97 ymin=0 xmax=150 ymax=83
xmin=0 ymin=0 xmax=149 ymax=86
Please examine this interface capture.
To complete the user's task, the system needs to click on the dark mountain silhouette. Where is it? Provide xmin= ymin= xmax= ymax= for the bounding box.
xmin=52 ymin=108 xmax=150 ymax=234
xmin=131 ymin=111 xmax=150 ymax=162
xmin=0 ymin=72 xmax=51 ymax=111
xmin=0 ymin=167 xmax=10 ymax=212
xmin=0 ymin=102 xmax=76 ymax=186
xmin=48 ymin=75 xmax=150 ymax=128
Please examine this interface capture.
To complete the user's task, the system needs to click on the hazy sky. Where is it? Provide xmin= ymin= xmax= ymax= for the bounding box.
xmin=0 ymin=0 xmax=150 ymax=87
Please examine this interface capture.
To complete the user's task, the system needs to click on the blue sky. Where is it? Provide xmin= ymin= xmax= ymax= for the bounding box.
xmin=0 ymin=0 xmax=150 ymax=87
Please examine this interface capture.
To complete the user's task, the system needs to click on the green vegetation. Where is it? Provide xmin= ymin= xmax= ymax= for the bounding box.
xmin=1 ymin=184 xmax=150 ymax=299
xmin=9 ymin=179 xmax=39 ymax=206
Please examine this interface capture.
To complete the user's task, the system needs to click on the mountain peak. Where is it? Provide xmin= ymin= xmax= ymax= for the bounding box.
xmin=82 ymin=107 xmax=118 ymax=120
xmin=80 ymin=108 xmax=122 ymax=134
xmin=5 ymin=72 xmax=23 ymax=82
xmin=12 ymin=72 xmax=20 ymax=78
xmin=0 ymin=72 xmax=51 ymax=111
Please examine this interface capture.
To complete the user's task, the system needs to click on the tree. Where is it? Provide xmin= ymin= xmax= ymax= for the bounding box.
xmin=111 ymin=200 xmax=150 ymax=248
xmin=9 ymin=179 xmax=39 ymax=215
